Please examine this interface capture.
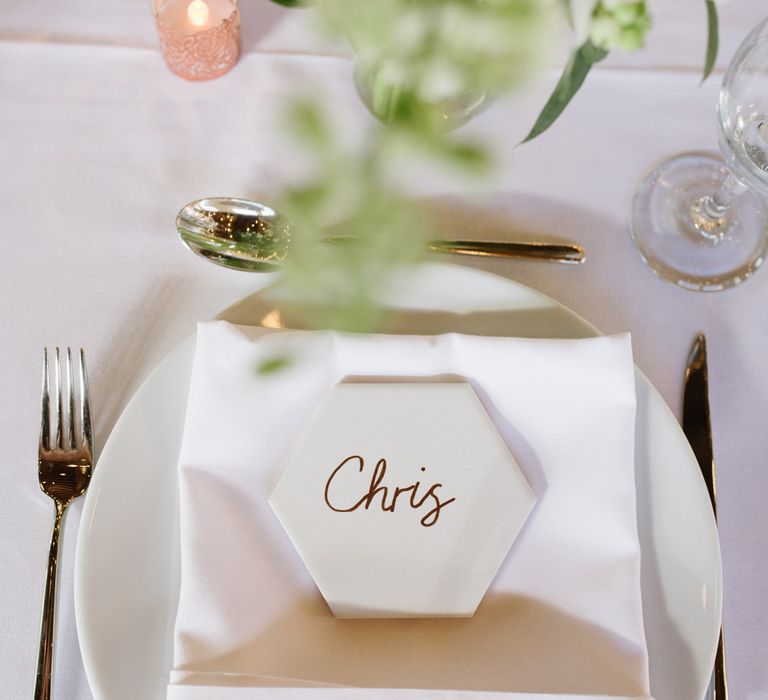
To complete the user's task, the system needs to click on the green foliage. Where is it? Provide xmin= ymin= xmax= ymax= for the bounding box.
xmin=268 ymin=0 xmax=310 ymax=7
xmin=702 ymin=0 xmax=719 ymax=82
xmin=523 ymin=40 xmax=608 ymax=143
xmin=327 ymin=0 xmax=550 ymax=135
xmin=264 ymin=0 xmax=720 ymax=336
xmin=589 ymin=2 xmax=651 ymax=51
xmin=268 ymin=1 xmax=550 ymax=332
xmin=525 ymin=0 xmax=717 ymax=139
xmin=256 ymin=356 xmax=293 ymax=375
xmin=272 ymin=0 xmax=720 ymax=139
xmin=276 ymin=101 xmax=432 ymax=332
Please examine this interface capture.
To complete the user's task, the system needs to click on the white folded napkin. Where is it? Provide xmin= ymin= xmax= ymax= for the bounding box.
xmin=169 ymin=321 xmax=652 ymax=700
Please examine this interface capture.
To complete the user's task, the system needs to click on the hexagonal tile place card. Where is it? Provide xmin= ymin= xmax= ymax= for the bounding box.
xmin=269 ymin=382 xmax=536 ymax=618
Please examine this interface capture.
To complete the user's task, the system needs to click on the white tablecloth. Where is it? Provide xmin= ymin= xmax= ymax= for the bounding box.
xmin=1 ymin=2 xmax=766 ymax=699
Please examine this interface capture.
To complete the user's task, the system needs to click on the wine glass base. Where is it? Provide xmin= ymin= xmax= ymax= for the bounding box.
xmin=631 ymin=153 xmax=768 ymax=291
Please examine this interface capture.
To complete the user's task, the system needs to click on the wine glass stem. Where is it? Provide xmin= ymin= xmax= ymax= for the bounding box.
xmin=689 ymin=173 xmax=748 ymax=241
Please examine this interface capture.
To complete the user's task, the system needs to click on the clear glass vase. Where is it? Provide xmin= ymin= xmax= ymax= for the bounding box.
xmin=353 ymin=59 xmax=488 ymax=132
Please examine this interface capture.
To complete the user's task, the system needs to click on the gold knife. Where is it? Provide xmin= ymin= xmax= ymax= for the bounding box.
xmin=682 ymin=333 xmax=728 ymax=700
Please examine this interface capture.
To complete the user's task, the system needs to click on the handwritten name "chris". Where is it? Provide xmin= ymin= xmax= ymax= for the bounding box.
xmin=323 ymin=455 xmax=456 ymax=528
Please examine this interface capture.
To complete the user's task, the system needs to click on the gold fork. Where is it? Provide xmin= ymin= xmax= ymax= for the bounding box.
xmin=34 ymin=348 xmax=93 ymax=700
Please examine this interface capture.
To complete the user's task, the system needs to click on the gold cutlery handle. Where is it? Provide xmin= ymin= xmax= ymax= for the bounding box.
xmin=426 ymin=239 xmax=586 ymax=264
xmin=34 ymin=503 xmax=64 ymax=700
xmin=712 ymin=630 xmax=728 ymax=700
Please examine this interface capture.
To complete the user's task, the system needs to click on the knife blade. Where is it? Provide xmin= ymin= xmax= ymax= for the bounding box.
xmin=682 ymin=333 xmax=728 ymax=700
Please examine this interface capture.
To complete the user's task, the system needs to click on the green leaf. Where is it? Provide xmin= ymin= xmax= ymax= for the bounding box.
xmin=523 ymin=39 xmax=608 ymax=143
xmin=256 ymin=356 xmax=292 ymax=375
xmin=269 ymin=0 xmax=309 ymax=7
xmin=702 ymin=0 xmax=719 ymax=82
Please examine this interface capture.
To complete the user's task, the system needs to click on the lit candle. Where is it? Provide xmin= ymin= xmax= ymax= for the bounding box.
xmin=186 ymin=0 xmax=210 ymax=28
xmin=154 ymin=0 xmax=240 ymax=81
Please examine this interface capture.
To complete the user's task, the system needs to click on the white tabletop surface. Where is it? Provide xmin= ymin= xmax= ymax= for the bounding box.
xmin=1 ymin=1 xmax=766 ymax=699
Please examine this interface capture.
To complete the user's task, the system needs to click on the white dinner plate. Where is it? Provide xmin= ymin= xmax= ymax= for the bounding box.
xmin=74 ymin=262 xmax=721 ymax=700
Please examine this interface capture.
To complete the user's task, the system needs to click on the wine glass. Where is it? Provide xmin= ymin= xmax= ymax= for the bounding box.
xmin=631 ymin=18 xmax=768 ymax=291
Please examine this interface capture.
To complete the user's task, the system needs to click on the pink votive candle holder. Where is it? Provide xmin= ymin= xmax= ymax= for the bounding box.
xmin=154 ymin=0 xmax=241 ymax=81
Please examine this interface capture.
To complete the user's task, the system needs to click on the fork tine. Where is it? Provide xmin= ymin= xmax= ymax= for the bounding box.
xmin=54 ymin=347 xmax=63 ymax=450
xmin=40 ymin=348 xmax=50 ymax=451
xmin=67 ymin=348 xmax=76 ymax=449
xmin=79 ymin=349 xmax=92 ymax=453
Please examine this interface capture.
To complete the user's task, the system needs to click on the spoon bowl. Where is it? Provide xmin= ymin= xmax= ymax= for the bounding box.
xmin=176 ymin=197 xmax=291 ymax=272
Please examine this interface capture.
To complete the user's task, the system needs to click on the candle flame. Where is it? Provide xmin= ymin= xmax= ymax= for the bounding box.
xmin=187 ymin=0 xmax=209 ymax=27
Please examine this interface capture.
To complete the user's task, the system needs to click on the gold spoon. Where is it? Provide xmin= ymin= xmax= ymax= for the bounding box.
xmin=176 ymin=197 xmax=586 ymax=272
